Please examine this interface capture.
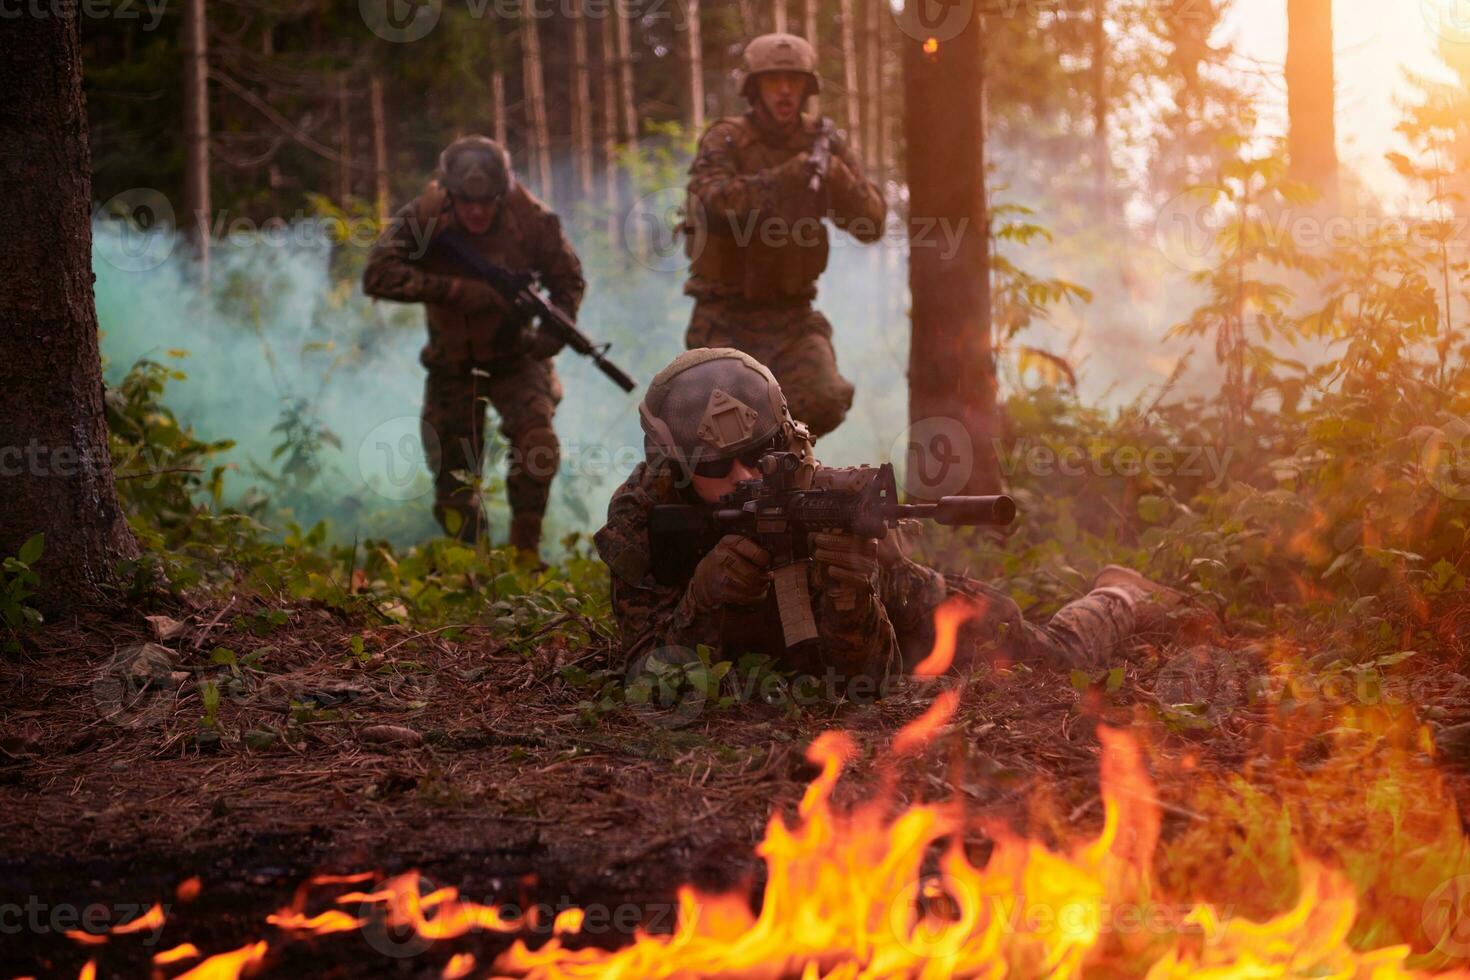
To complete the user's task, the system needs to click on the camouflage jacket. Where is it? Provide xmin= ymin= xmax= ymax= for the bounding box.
xmin=684 ymin=110 xmax=886 ymax=305
xmin=363 ymin=182 xmax=585 ymax=371
xmin=593 ymin=460 xmax=948 ymax=685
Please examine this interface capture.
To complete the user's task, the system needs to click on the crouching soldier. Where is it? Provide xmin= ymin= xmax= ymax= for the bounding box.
xmin=363 ymin=135 xmax=585 ymax=560
xmin=594 ymin=349 xmax=1192 ymax=691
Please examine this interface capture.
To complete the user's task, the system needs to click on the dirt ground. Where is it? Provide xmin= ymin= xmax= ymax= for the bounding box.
xmin=5 ymin=591 xmax=1470 ymax=978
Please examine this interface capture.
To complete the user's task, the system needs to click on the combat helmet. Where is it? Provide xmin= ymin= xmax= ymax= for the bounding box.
xmin=437 ymin=136 xmax=513 ymax=201
xmin=640 ymin=348 xmax=799 ymax=475
xmin=736 ymin=33 xmax=820 ymax=101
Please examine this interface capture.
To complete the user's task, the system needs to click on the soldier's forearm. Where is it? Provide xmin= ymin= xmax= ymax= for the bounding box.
xmin=362 ymin=256 xmax=457 ymax=305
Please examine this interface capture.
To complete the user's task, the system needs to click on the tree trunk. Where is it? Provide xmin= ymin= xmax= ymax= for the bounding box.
xmin=571 ymin=2 xmax=595 ymax=198
xmin=738 ymin=0 xmax=755 ymax=36
xmin=804 ymin=0 xmax=819 ymax=112
xmin=370 ymin=76 xmax=390 ymax=225
xmin=1091 ymin=0 xmax=1110 ymax=218
xmin=772 ymin=0 xmax=787 ymax=33
xmin=902 ymin=10 xmax=1001 ymax=497
xmin=336 ymin=73 xmax=353 ymax=206
xmin=616 ymin=2 xmax=638 ymax=155
xmin=862 ymin=0 xmax=880 ymax=172
xmin=840 ymin=0 xmax=862 ymax=159
xmin=181 ymin=0 xmax=210 ymax=275
xmin=492 ymin=69 xmax=508 ymax=147
xmin=522 ymin=13 xmax=554 ymax=202
xmin=0 ymin=9 xmax=139 ymax=605
xmin=1286 ymin=0 xmax=1338 ymax=207
xmin=686 ymin=0 xmax=706 ymax=133
xmin=600 ymin=16 xmax=620 ymax=240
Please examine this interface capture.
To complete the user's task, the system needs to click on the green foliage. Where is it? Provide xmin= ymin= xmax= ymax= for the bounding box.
xmin=1 ymin=534 xmax=45 ymax=651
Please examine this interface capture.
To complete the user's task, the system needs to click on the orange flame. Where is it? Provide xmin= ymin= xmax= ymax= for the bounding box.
xmin=913 ymin=596 xmax=982 ymax=677
xmin=177 ymin=876 xmax=203 ymax=902
xmin=174 ymin=940 xmax=267 ymax=980
xmin=154 ymin=942 xmax=202 ymax=965
xmin=442 ymin=952 xmax=477 ymax=979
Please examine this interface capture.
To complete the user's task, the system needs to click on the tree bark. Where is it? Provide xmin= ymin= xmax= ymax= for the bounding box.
xmin=492 ymin=69 xmax=508 ymax=147
xmin=902 ymin=11 xmax=1001 ymax=497
xmin=0 ymin=9 xmax=139 ymax=605
xmin=862 ymin=0 xmax=880 ymax=173
xmin=370 ymin=75 xmax=390 ymax=225
xmin=522 ymin=13 xmax=554 ymax=202
xmin=804 ymin=0 xmax=818 ymax=48
xmin=336 ymin=73 xmax=352 ymax=206
xmin=181 ymin=0 xmax=210 ymax=275
xmin=686 ymin=0 xmax=706 ymax=133
xmin=840 ymin=0 xmax=862 ymax=159
xmin=1091 ymin=0 xmax=1110 ymax=218
xmin=600 ymin=16 xmax=620 ymax=240
xmin=571 ymin=2 xmax=595 ymax=198
xmin=1286 ymin=0 xmax=1338 ymax=207
xmin=615 ymin=1 xmax=638 ymax=155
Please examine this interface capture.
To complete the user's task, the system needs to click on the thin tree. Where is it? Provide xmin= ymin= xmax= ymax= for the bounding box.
xmin=0 ymin=8 xmax=139 ymax=604
xmin=370 ymin=75 xmax=390 ymax=225
xmin=522 ymin=11 xmax=554 ymax=202
xmin=686 ymin=0 xmax=706 ymax=133
xmin=571 ymin=1 xmax=595 ymax=198
xmin=1091 ymin=0 xmax=1110 ymax=217
xmin=903 ymin=14 xmax=1002 ymax=496
xmin=1286 ymin=0 xmax=1339 ymax=207
xmin=492 ymin=68 xmax=508 ymax=147
xmin=840 ymin=0 xmax=862 ymax=159
xmin=182 ymin=0 xmax=211 ymax=274
xmin=862 ymin=0 xmax=880 ymax=172
xmin=616 ymin=1 xmax=639 ymax=159
xmin=600 ymin=15 xmax=620 ymax=240
xmin=336 ymin=73 xmax=353 ymax=206
xmin=772 ymin=0 xmax=787 ymax=32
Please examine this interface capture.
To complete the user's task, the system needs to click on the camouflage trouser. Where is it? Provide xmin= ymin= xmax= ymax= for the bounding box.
xmin=421 ymin=358 xmax=562 ymax=545
xmin=685 ymin=298 xmax=855 ymax=440
xmin=895 ymin=571 xmax=1142 ymax=674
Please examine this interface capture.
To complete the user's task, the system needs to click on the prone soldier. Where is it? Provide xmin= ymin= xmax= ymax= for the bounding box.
xmin=363 ymin=136 xmax=585 ymax=559
xmin=683 ymin=33 xmax=886 ymax=441
xmin=595 ymin=349 xmax=1194 ymax=689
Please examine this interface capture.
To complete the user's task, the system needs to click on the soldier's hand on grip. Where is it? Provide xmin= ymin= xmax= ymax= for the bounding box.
xmin=688 ymin=535 xmax=772 ymax=611
xmin=771 ymin=152 xmax=814 ymax=193
xmin=810 ymin=531 xmax=881 ymax=589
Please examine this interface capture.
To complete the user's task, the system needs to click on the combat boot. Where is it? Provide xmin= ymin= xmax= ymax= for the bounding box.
xmin=509 ymin=514 xmax=546 ymax=569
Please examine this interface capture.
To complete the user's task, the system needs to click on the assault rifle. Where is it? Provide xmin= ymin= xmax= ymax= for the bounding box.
xmin=430 ymin=228 xmax=637 ymax=393
xmin=807 ymin=117 xmax=836 ymax=193
xmin=650 ymin=451 xmax=1016 ymax=652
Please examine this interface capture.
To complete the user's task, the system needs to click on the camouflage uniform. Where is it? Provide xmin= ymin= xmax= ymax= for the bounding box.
xmin=594 ymin=458 xmax=1144 ymax=684
xmin=363 ymin=143 xmax=584 ymax=550
xmin=683 ymin=36 xmax=887 ymax=440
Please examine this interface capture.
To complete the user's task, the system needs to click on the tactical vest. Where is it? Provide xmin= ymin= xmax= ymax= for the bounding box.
xmin=686 ymin=115 xmax=829 ymax=305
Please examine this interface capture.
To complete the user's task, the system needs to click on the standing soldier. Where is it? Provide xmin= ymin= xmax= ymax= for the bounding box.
xmin=363 ymin=136 xmax=585 ymax=561
xmin=683 ymin=33 xmax=886 ymax=441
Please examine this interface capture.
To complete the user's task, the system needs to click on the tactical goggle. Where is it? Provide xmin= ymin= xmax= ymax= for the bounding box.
xmin=691 ymin=433 xmax=786 ymax=479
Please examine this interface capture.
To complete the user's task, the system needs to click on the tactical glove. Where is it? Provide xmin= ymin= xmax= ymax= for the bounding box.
xmin=810 ymin=530 xmax=881 ymax=613
xmin=446 ymin=277 xmax=510 ymax=315
xmin=687 ymin=535 xmax=771 ymax=611
xmin=770 ymin=152 xmax=814 ymax=195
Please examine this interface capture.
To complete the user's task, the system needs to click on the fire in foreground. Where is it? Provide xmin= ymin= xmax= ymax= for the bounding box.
xmin=64 ymin=687 xmax=1470 ymax=979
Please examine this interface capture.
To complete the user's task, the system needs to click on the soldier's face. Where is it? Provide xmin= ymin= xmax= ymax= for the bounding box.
xmin=452 ymin=196 xmax=500 ymax=235
xmin=692 ymin=458 xmax=762 ymax=503
xmin=757 ymin=72 xmax=805 ymax=127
